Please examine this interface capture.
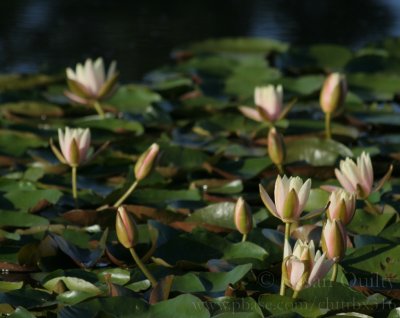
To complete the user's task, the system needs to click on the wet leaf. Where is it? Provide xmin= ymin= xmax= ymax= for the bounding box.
xmin=286 ymin=137 xmax=353 ymax=166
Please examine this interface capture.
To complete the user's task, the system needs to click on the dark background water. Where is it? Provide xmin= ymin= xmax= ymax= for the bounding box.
xmin=1 ymin=0 xmax=400 ymax=80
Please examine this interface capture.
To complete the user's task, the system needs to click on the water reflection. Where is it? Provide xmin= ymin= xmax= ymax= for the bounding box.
xmin=0 ymin=0 xmax=398 ymax=79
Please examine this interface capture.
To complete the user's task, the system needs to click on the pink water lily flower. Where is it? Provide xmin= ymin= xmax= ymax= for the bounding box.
xmin=65 ymin=57 xmax=119 ymax=105
xmin=57 ymin=127 xmax=91 ymax=166
xmin=259 ymin=175 xmax=311 ymax=223
xmin=335 ymin=152 xmax=373 ymax=199
xmin=283 ymin=240 xmax=333 ymax=292
xmin=327 ymin=189 xmax=356 ymax=225
xmin=239 ymin=85 xmax=283 ymax=122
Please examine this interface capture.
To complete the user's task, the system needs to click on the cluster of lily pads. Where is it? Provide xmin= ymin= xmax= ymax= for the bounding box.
xmin=1 ymin=37 xmax=400 ymax=317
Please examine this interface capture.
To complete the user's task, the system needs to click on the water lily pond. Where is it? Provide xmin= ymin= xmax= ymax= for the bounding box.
xmin=1 ymin=37 xmax=400 ymax=317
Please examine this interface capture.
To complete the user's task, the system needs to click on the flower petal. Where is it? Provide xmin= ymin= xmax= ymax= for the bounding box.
xmin=297 ymin=178 xmax=311 ymax=214
xmin=259 ymin=184 xmax=279 ymax=219
xmin=335 ymin=168 xmax=356 ymax=193
xmin=238 ymin=106 xmax=263 ymax=122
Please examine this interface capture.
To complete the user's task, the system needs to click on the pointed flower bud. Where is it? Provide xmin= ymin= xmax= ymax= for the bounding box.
xmin=327 ymin=189 xmax=356 ymax=225
xmin=134 ymin=143 xmax=160 ymax=181
xmin=259 ymin=175 xmax=311 ymax=223
xmin=116 ymin=206 xmax=138 ymax=249
xmin=320 ymin=73 xmax=347 ymax=114
xmin=283 ymin=239 xmax=333 ymax=292
xmin=255 ymin=85 xmax=283 ymax=122
xmin=65 ymin=57 xmax=119 ymax=105
xmin=52 ymin=127 xmax=91 ymax=167
xmin=239 ymin=85 xmax=284 ymax=123
xmin=234 ymin=197 xmax=253 ymax=235
xmin=268 ymin=127 xmax=286 ymax=166
xmin=321 ymin=219 xmax=347 ymax=262
xmin=335 ymin=152 xmax=374 ymax=199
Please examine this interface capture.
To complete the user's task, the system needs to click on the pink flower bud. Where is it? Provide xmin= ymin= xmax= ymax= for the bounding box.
xmin=255 ymin=85 xmax=283 ymax=122
xmin=268 ymin=127 xmax=286 ymax=166
xmin=327 ymin=189 xmax=356 ymax=225
xmin=320 ymin=73 xmax=347 ymax=114
xmin=134 ymin=143 xmax=160 ymax=181
xmin=116 ymin=206 xmax=138 ymax=249
xmin=321 ymin=219 xmax=347 ymax=262
xmin=234 ymin=197 xmax=253 ymax=235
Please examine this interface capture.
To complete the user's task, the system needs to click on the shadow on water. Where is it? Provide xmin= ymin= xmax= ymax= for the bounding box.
xmin=0 ymin=0 xmax=398 ymax=80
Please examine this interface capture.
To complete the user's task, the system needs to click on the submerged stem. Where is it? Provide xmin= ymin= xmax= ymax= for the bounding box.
xmin=113 ymin=180 xmax=139 ymax=208
xmin=364 ymin=199 xmax=381 ymax=215
xmin=331 ymin=263 xmax=338 ymax=282
xmin=129 ymin=247 xmax=157 ymax=287
xmin=325 ymin=112 xmax=332 ymax=139
xmin=93 ymin=101 xmax=105 ymax=118
xmin=280 ymin=222 xmax=291 ymax=296
xmin=72 ymin=166 xmax=78 ymax=206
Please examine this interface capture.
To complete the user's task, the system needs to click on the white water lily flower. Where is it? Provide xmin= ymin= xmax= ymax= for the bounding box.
xmin=259 ymin=175 xmax=311 ymax=223
xmin=56 ymin=127 xmax=91 ymax=166
xmin=65 ymin=57 xmax=118 ymax=105
xmin=283 ymin=240 xmax=333 ymax=292
xmin=239 ymin=85 xmax=284 ymax=122
xmin=335 ymin=152 xmax=373 ymax=199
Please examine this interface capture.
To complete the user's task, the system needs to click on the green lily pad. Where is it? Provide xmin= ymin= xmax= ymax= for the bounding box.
xmin=344 ymin=244 xmax=400 ymax=282
xmin=74 ymin=117 xmax=144 ymax=134
xmin=189 ymin=38 xmax=288 ymax=54
xmin=108 ymin=84 xmax=162 ymax=113
xmin=5 ymin=189 xmax=62 ymax=211
xmin=0 ymin=102 xmax=63 ymax=117
xmin=0 ymin=130 xmax=46 ymax=157
xmin=285 ymin=137 xmax=353 ymax=166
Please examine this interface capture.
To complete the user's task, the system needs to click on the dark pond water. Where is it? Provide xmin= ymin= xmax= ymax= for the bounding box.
xmin=1 ymin=0 xmax=400 ymax=80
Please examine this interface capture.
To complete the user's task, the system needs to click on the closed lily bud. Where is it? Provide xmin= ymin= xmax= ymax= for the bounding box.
xmin=320 ymin=73 xmax=347 ymax=114
xmin=255 ymin=85 xmax=283 ymax=122
xmin=335 ymin=152 xmax=373 ymax=199
xmin=259 ymin=175 xmax=311 ymax=223
xmin=234 ymin=197 xmax=253 ymax=235
xmin=65 ymin=57 xmax=119 ymax=105
xmin=283 ymin=240 xmax=333 ymax=292
xmin=116 ymin=206 xmax=138 ymax=249
xmin=134 ymin=143 xmax=160 ymax=181
xmin=268 ymin=128 xmax=285 ymax=166
xmin=239 ymin=85 xmax=284 ymax=123
xmin=321 ymin=219 xmax=347 ymax=262
xmin=51 ymin=127 xmax=91 ymax=167
xmin=327 ymin=189 xmax=356 ymax=225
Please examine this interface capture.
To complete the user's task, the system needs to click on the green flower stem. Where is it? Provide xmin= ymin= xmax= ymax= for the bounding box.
xmin=364 ymin=199 xmax=380 ymax=215
xmin=129 ymin=247 xmax=157 ymax=287
xmin=331 ymin=263 xmax=338 ymax=282
xmin=292 ymin=290 xmax=299 ymax=299
xmin=325 ymin=112 xmax=332 ymax=139
xmin=93 ymin=101 xmax=105 ymax=118
xmin=113 ymin=180 xmax=139 ymax=208
xmin=280 ymin=222 xmax=291 ymax=296
xmin=241 ymin=234 xmax=247 ymax=242
xmin=277 ymin=164 xmax=284 ymax=175
xmin=72 ymin=165 xmax=78 ymax=204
